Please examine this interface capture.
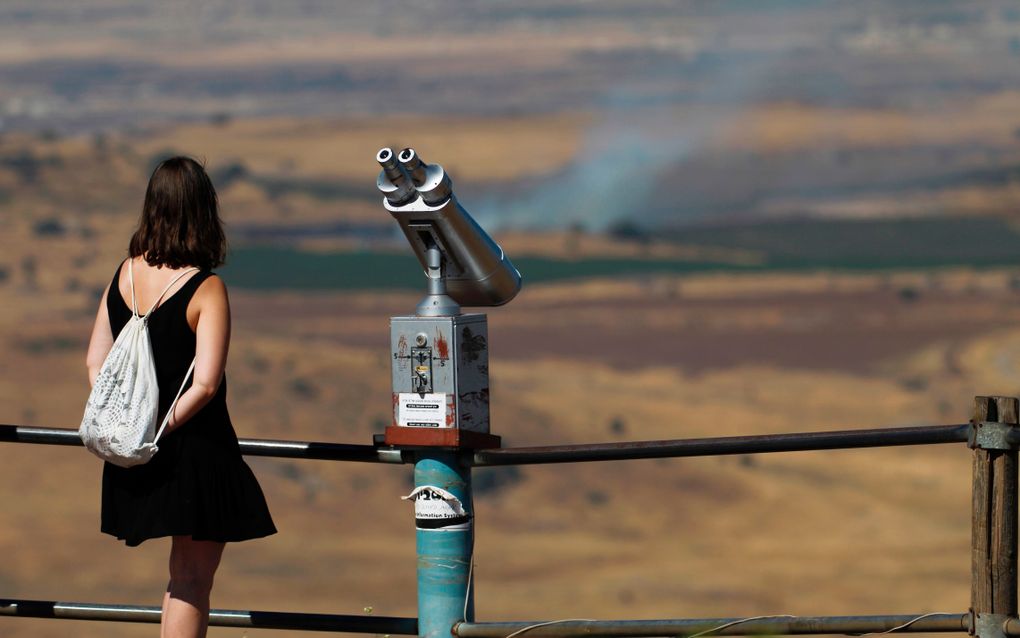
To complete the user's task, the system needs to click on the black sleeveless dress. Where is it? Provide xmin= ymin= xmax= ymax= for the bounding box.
xmin=100 ymin=262 xmax=276 ymax=547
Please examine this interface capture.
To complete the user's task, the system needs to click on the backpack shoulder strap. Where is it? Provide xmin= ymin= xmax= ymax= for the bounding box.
xmin=153 ymin=357 xmax=196 ymax=445
xmin=139 ymin=266 xmax=201 ymax=318
xmin=127 ymin=258 xmax=139 ymax=317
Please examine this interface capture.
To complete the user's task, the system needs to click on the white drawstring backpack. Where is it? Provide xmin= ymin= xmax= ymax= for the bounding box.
xmin=79 ymin=259 xmax=198 ymax=468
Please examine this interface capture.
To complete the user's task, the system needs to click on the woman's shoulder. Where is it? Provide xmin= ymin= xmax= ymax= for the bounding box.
xmin=189 ymin=272 xmax=229 ymax=308
xmin=193 ymin=271 xmax=226 ymax=292
xmin=184 ymin=272 xmax=229 ymax=331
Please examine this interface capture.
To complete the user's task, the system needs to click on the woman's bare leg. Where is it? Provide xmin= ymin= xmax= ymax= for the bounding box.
xmin=163 ymin=536 xmax=225 ymax=638
xmin=161 ymin=584 xmax=171 ymax=638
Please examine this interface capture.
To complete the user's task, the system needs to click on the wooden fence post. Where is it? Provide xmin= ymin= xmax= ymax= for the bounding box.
xmin=971 ymin=396 xmax=1019 ymax=638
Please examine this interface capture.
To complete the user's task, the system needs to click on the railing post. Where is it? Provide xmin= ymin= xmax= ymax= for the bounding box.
xmin=971 ymin=396 xmax=1019 ymax=638
xmin=414 ymin=451 xmax=474 ymax=638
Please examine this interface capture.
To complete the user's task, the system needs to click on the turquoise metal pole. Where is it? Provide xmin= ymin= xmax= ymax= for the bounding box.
xmin=415 ymin=451 xmax=474 ymax=638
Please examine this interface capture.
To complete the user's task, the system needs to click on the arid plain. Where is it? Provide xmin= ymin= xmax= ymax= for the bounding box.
xmin=3 ymin=108 xmax=1020 ymax=638
xmin=3 ymin=2 xmax=1020 ymax=635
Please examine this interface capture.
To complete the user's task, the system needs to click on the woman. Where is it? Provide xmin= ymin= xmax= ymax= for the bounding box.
xmin=85 ymin=157 xmax=276 ymax=638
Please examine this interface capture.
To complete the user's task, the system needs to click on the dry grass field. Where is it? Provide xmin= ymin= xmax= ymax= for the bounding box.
xmin=1 ymin=88 xmax=1020 ymax=638
xmin=4 ymin=257 xmax=1020 ymax=636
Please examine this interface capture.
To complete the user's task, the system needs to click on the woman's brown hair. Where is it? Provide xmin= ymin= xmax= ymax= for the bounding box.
xmin=129 ymin=156 xmax=226 ymax=270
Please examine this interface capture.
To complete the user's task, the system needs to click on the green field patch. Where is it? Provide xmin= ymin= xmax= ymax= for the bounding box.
xmin=223 ymin=217 xmax=1020 ymax=291
xmin=222 ymin=247 xmax=758 ymax=291
xmin=663 ymin=216 xmax=1020 ymax=267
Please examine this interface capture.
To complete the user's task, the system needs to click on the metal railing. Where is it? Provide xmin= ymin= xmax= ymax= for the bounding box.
xmin=1 ymin=394 xmax=1018 ymax=638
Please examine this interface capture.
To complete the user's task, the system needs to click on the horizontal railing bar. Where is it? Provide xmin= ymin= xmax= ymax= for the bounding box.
xmin=472 ymin=424 xmax=972 ymax=466
xmin=0 ymin=425 xmax=407 ymax=464
xmin=238 ymin=438 xmax=405 ymax=463
xmin=0 ymin=598 xmax=418 ymax=634
xmin=2 ymin=424 xmax=974 ymax=466
xmin=0 ymin=426 xmax=81 ymax=446
xmin=455 ymin=613 xmax=974 ymax=637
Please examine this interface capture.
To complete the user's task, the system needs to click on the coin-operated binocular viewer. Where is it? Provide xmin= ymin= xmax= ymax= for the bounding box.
xmin=377 ymin=147 xmax=521 ymax=449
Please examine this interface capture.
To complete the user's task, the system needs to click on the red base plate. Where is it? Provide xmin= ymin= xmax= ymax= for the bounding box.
xmin=383 ymin=426 xmax=502 ymax=449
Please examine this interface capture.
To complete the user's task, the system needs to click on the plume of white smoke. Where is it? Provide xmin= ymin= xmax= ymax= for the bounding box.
xmin=472 ymin=3 xmax=834 ymax=232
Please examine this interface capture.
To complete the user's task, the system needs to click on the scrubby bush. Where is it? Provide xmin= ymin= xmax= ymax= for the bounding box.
xmin=474 ymin=466 xmax=524 ymax=496
xmin=289 ymin=377 xmax=319 ymax=399
xmin=607 ymin=219 xmax=649 ymax=243
xmin=33 ymin=218 xmax=66 ymax=237
xmin=2 ymin=150 xmax=42 ymax=183
xmin=212 ymin=161 xmax=250 ymax=188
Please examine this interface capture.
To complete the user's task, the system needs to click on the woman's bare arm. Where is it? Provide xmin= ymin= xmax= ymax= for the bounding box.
xmin=161 ymin=275 xmax=231 ymax=434
xmin=85 ymin=284 xmax=114 ymax=387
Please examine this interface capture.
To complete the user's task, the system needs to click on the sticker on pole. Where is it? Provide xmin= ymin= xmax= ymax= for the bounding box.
xmin=402 ymin=485 xmax=471 ymax=530
xmin=397 ymin=393 xmax=449 ymax=428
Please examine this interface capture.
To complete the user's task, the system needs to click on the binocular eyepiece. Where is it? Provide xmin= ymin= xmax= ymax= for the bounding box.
xmin=375 ymin=148 xmax=416 ymax=206
xmin=376 ymin=147 xmax=521 ymax=313
xmin=377 ymin=147 xmax=453 ymax=207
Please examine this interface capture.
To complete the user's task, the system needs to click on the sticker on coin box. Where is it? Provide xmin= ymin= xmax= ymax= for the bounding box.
xmin=397 ymin=393 xmax=449 ymax=428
